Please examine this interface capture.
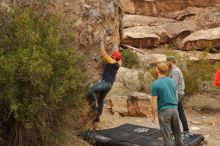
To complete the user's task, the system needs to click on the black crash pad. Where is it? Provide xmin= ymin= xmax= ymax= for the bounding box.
xmin=81 ymin=124 xmax=205 ymax=146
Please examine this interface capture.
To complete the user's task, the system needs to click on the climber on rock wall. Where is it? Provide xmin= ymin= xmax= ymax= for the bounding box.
xmin=88 ymin=40 xmax=122 ymax=122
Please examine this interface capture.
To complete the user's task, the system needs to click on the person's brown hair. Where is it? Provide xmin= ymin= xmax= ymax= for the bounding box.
xmin=157 ymin=62 xmax=169 ymax=75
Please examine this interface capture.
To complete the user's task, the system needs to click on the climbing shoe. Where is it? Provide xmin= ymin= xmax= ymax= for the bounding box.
xmin=183 ymin=131 xmax=193 ymax=139
xmin=94 ymin=112 xmax=101 ymax=123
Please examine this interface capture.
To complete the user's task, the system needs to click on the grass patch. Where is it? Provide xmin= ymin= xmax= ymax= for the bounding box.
xmin=186 ymin=94 xmax=217 ymax=111
xmin=122 ymin=49 xmax=140 ymax=69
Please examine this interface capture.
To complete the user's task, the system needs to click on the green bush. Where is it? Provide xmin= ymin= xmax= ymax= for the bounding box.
xmin=183 ymin=60 xmax=220 ymax=95
xmin=0 ymin=5 xmax=86 ymax=146
xmin=122 ymin=49 xmax=140 ymax=69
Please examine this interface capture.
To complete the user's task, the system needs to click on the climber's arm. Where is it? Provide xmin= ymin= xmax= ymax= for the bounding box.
xmin=100 ymin=41 xmax=116 ymax=64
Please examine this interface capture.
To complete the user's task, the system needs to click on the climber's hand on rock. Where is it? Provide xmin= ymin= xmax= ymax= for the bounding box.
xmin=101 ymin=40 xmax=105 ymax=49
xmin=100 ymin=30 xmax=105 ymax=41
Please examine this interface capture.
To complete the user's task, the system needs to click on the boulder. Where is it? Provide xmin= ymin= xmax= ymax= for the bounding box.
xmin=122 ymin=22 xmax=195 ymax=48
xmin=127 ymin=92 xmax=152 ymax=117
xmin=120 ymin=0 xmax=135 ymax=14
xmin=180 ymin=27 xmax=220 ymax=51
xmin=116 ymin=67 xmax=153 ymax=93
xmin=0 ymin=0 xmax=10 ymax=8
xmin=204 ymin=101 xmax=220 ymax=112
xmin=156 ymin=0 xmax=220 ymax=17
xmin=119 ymin=45 xmax=167 ymax=68
xmin=109 ymin=92 xmax=152 ymax=117
xmin=155 ymin=0 xmax=187 ymax=16
xmin=206 ymin=53 xmax=220 ymax=61
xmin=122 ymin=5 xmax=220 ymax=48
xmin=131 ymin=50 xmax=167 ymax=65
xmin=162 ymin=22 xmax=194 ymax=39
xmin=174 ymin=50 xmax=220 ymax=61
xmin=106 ymin=81 xmax=130 ymax=105
xmin=186 ymin=0 xmax=220 ymax=7
xmin=124 ymin=14 xmax=175 ymax=28
xmin=107 ymin=82 xmax=131 ymax=97
xmin=122 ymin=25 xmax=166 ymax=48
xmin=120 ymin=0 xmax=157 ymax=16
xmin=122 ymin=34 xmax=161 ymax=48
xmin=167 ymin=6 xmax=220 ymax=28
xmin=106 ymin=67 xmax=153 ymax=115
xmin=166 ymin=7 xmax=206 ymax=20
xmin=110 ymin=95 xmax=129 ymax=115
xmin=188 ymin=12 xmax=220 ymax=31
xmin=120 ymin=0 xmax=220 ymax=17
xmin=143 ymin=54 xmax=167 ymax=65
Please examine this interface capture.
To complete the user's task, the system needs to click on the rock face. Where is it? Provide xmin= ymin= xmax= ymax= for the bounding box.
xmin=110 ymin=95 xmax=129 ymax=114
xmin=174 ymin=50 xmax=220 ymax=61
xmin=124 ymin=14 xmax=175 ymax=28
xmin=3 ymin=0 xmax=123 ymax=82
xmin=138 ymin=53 xmax=167 ymax=65
xmin=106 ymin=67 xmax=153 ymax=117
xmin=69 ymin=0 xmax=123 ymax=81
xmin=107 ymin=67 xmax=153 ymax=97
xmin=120 ymin=0 xmax=220 ymax=17
xmin=122 ymin=26 xmax=161 ymax=48
xmin=122 ymin=21 xmax=195 ymax=48
xmin=0 ymin=0 xmax=9 ymax=8
xmin=74 ymin=0 xmax=123 ymax=51
xmin=109 ymin=92 xmax=152 ymax=117
xmin=181 ymin=27 xmax=220 ymax=51
xmin=115 ymin=67 xmax=153 ymax=93
xmin=122 ymin=6 xmax=220 ymax=48
xmin=120 ymin=0 xmax=157 ymax=16
xmin=122 ymin=2 xmax=220 ymax=49
xmin=127 ymin=92 xmax=152 ymax=117
xmin=107 ymin=82 xmax=131 ymax=97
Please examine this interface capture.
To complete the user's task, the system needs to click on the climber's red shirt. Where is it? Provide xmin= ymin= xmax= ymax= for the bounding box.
xmin=215 ymin=69 xmax=220 ymax=87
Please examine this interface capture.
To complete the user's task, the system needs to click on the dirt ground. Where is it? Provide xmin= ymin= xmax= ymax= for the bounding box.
xmin=95 ymin=109 xmax=220 ymax=146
